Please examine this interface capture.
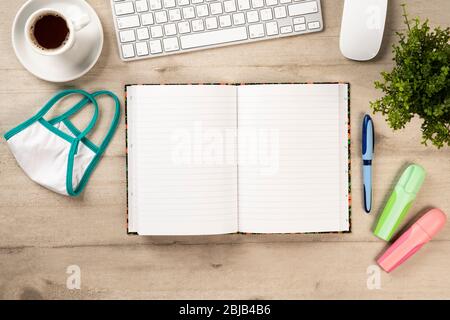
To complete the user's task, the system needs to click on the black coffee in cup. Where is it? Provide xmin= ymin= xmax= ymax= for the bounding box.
xmin=31 ymin=14 xmax=70 ymax=50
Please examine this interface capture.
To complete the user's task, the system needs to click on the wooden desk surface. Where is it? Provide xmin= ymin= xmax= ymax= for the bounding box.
xmin=1 ymin=0 xmax=449 ymax=300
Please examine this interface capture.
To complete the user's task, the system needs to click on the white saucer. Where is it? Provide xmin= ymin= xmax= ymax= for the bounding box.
xmin=12 ymin=0 xmax=104 ymax=83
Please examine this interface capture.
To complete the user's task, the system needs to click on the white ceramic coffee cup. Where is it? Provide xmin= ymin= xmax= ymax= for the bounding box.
xmin=25 ymin=8 xmax=90 ymax=56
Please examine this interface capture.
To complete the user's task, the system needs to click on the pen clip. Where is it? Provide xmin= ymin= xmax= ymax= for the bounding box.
xmin=372 ymin=119 xmax=375 ymax=152
xmin=362 ymin=115 xmax=374 ymax=157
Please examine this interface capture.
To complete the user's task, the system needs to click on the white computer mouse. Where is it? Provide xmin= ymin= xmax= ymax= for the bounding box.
xmin=340 ymin=0 xmax=388 ymax=61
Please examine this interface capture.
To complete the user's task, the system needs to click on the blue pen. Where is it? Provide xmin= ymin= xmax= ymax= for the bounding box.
xmin=362 ymin=114 xmax=374 ymax=213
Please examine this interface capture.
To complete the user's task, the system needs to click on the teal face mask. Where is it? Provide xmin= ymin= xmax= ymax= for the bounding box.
xmin=4 ymin=89 xmax=121 ymax=196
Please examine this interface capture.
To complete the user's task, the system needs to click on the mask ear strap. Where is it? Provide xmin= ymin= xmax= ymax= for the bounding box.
xmin=91 ymin=90 xmax=122 ymax=151
xmin=4 ymin=89 xmax=98 ymax=141
xmin=45 ymin=90 xmax=99 ymax=141
xmin=66 ymin=90 xmax=121 ymax=197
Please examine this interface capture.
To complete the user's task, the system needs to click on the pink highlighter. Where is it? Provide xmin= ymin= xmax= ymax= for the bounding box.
xmin=377 ymin=208 xmax=447 ymax=273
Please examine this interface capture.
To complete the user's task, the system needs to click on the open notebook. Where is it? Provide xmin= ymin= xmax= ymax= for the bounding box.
xmin=126 ymin=83 xmax=350 ymax=235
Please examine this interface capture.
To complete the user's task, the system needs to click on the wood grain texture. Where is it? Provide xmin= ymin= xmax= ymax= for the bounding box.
xmin=0 ymin=0 xmax=449 ymax=299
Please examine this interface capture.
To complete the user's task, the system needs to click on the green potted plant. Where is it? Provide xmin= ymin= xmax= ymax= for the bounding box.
xmin=370 ymin=5 xmax=450 ymax=148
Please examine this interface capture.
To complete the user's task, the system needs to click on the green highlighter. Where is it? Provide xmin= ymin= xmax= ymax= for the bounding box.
xmin=374 ymin=164 xmax=426 ymax=241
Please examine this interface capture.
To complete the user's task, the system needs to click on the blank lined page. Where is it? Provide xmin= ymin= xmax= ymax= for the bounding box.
xmin=237 ymin=84 xmax=349 ymax=233
xmin=127 ymin=85 xmax=238 ymax=235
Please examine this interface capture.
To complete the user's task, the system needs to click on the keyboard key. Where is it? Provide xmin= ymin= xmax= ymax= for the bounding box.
xmin=178 ymin=21 xmax=191 ymax=33
xmin=135 ymin=0 xmax=149 ymax=12
xmin=223 ymin=0 xmax=237 ymax=13
xmin=265 ymin=21 xmax=279 ymax=35
xmin=280 ymin=0 xmax=291 ymax=3
xmin=232 ymin=12 xmax=245 ymax=25
xmin=294 ymin=23 xmax=306 ymax=31
xmin=274 ymin=6 xmax=287 ymax=18
xmin=183 ymin=7 xmax=195 ymax=19
xmin=308 ymin=21 xmax=321 ymax=29
xmin=192 ymin=19 xmax=205 ymax=31
xmin=237 ymin=0 xmax=250 ymax=10
xmin=210 ymin=2 xmax=223 ymax=15
xmin=246 ymin=10 xmax=259 ymax=23
xmin=206 ymin=17 xmax=218 ymax=29
xmin=163 ymin=37 xmax=180 ymax=51
xmin=121 ymin=43 xmax=135 ymax=58
xmin=155 ymin=11 xmax=168 ymax=23
xmin=115 ymin=2 xmax=134 ymax=16
xmin=192 ymin=0 xmax=204 ymax=3
xmin=280 ymin=25 xmax=293 ymax=33
xmin=149 ymin=0 xmax=162 ymax=10
xmin=136 ymin=28 xmax=150 ymax=40
xmin=164 ymin=23 xmax=177 ymax=35
xmin=163 ymin=0 xmax=176 ymax=7
xmin=141 ymin=13 xmax=154 ymax=25
xmin=288 ymin=1 xmax=318 ymax=16
xmin=119 ymin=30 xmax=136 ymax=42
xmin=149 ymin=40 xmax=163 ymax=54
xmin=136 ymin=42 xmax=149 ymax=56
xmin=266 ymin=0 xmax=278 ymax=5
xmin=197 ymin=4 xmax=209 ymax=17
xmin=219 ymin=15 xmax=232 ymax=27
xmin=180 ymin=26 xmax=247 ymax=49
xmin=249 ymin=23 xmax=264 ymax=38
xmin=169 ymin=8 xmax=182 ymax=21
xmin=293 ymin=16 xmax=305 ymax=24
xmin=177 ymin=0 xmax=189 ymax=5
xmin=150 ymin=25 xmax=164 ymax=37
xmin=117 ymin=15 xmax=140 ymax=29
xmin=251 ymin=0 xmax=264 ymax=9
xmin=260 ymin=8 xmax=273 ymax=21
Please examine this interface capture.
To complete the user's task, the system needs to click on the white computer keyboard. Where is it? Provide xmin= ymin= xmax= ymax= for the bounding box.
xmin=110 ymin=0 xmax=323 ymax=61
